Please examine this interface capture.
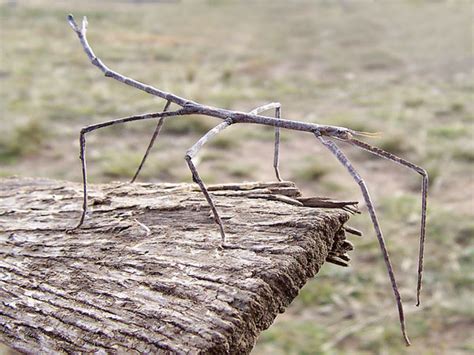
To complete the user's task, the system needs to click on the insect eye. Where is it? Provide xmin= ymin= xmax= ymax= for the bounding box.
xmin=337 ymin=130 xmax=351 ymax=139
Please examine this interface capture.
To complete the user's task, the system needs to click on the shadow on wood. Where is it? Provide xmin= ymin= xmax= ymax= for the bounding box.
xmin=0 ymin=178 xmax=357 ymax=354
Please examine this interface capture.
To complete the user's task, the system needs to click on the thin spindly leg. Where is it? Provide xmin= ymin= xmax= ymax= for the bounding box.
xmin=185 ymin=119 xmax=233 ymax=245
xmin=274 ymin=106 xmax=282 ymax=181
xmin=316 ymin=134 xmax=411 ymax=346
xmin=131 ymin=100 xmax=172 ymax=183
xmin=71 ymin=109 xmax=186 ymax=229
xmin=347 ymin=138 xmax=428 ymax=307
xmin=249 ymin=102 xmax=283 ymax=181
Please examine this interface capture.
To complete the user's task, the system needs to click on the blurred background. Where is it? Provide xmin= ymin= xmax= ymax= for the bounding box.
xmin=0 ymin=0 xmax=472 ymax=353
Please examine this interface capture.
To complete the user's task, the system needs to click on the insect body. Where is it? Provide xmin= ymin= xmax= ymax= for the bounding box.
xmin=67 ymin=15 xmax=428 ymax=346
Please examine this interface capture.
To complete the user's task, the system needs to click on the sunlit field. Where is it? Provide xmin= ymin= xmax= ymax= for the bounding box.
xmin=1 ymin=0 xmax=473 ymax=353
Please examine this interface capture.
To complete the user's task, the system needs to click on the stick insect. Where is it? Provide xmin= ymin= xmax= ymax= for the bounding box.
xmin=67 ymin=15 xmax=428 ymax=346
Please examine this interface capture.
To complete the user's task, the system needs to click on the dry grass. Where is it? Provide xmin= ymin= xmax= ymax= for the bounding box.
xmin=1 ymin=0 xmax=473 ymax=353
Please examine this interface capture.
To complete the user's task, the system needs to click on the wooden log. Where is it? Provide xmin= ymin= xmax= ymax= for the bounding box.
xmin=0 ymin=178 xmax=356 ymax=354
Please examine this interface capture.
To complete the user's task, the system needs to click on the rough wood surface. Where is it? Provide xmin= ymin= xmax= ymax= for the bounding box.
xmin=0 ymin=178 xmax=356 ymax=354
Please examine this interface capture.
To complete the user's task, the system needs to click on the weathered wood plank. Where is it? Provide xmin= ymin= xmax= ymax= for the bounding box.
xmin=0 ymin=178 xmax=355 ymax=354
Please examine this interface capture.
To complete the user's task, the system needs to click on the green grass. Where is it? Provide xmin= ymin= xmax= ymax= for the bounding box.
xmin=298 ymin=278 xmax=336 ymax=307
xmin=378 ymin=135 xmax=413 ymax=156
xmin=227 ymin=163 xmax=256 ymax=179
xmin=257 ymin=321 xmax=330 ymax=355
xmin=292 ymin=159 xmax=330 ymax=182
xmin=163 ymin=116 xmax=217 ymax=136
xmin=208 ymin=132 xmax=241 ymax=150
xmin=100 ymin=151 xmax=142 ymax=179
xmin=0 ymin=119 xmax=49 ymax=164
xmin=428 ymin=125 xmax=469 ymax=139
xmin=99 ymin=150 xmax=176 ymax=181
xmin=452 ymin=146 xmax=474 ymax=163
xmin=380 ymin=194 xmax=419 ymax=222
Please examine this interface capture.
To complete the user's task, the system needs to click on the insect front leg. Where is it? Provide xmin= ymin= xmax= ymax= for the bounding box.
xmin=316 ymin=133 xmax=411 ymax=346
xmin=184 ymin=119 xmax=232 ymax=245
xmin=249 ymin=102 xmax=283 ymax=181
xmin=346 ymin=137 xmax=428 ymax=307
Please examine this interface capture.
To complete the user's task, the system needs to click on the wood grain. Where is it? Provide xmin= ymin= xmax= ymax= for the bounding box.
xmin=0 ymin=178 xmax=355 ymax=354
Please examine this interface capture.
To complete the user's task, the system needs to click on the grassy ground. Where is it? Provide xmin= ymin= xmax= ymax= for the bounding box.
xmin=1 ymin=0 xmax=473 ymax=353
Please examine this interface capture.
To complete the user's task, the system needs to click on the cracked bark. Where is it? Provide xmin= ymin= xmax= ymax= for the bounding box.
xmin=0 ymin=178 xmax=356 ymax=354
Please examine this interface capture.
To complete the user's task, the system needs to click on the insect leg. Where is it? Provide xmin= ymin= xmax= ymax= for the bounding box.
xmin=249 ymin=102 xmax=283 ymax=181
xmin=130 ymin=100 xmax=172 ymax=183
xmin=347 ymin=138 xmax=428 ymax=307
xmin=316 ymin=134 xmax=411 ymax=346
xmin=70 ymin=109 xmax=186 ymax=230
xmin=185 ymin=119 xmax=233 ymax=245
